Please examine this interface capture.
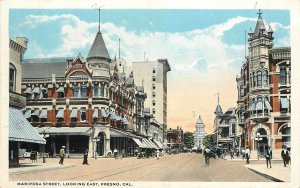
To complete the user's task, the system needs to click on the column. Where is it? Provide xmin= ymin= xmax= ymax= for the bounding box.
xmin=88 ymin=134 xmax=94 ymax=158
xmin=66 ymin=135 xmax=70 ymax=157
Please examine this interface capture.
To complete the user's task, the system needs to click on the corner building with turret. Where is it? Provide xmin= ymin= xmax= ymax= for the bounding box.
xmin=236 ymin=11 xmax=291 ymax=158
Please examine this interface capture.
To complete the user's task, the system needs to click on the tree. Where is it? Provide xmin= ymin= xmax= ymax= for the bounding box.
xmin=183 ymin=132 xmax=194 ymax=149
xmin=202 ymin=134 xmax=214 ymax=148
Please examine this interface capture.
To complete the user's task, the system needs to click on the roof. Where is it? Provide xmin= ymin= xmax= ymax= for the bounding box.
xmin=22 ymin=61 xmax=67 ymax=78
xmin=214 ymin=104 xmax=223 ymax=115
xmin=196 ymin=115 xmax=203 ymax=125
xmin=9 ymin=107 xmax=46 ymax=144
xmin=87 ymin=32 xmax=111 ymax=61
xmin=253 ymin=14 xmax=266 ymax=36
xmin=269 ymin=47 xmax=291 ymax=53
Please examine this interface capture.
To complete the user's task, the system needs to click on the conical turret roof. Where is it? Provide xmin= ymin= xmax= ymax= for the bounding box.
xmin=87 ymin=31 xmax=111 ymax=61
xmin=214 ymin=104 xmax=223 ymax=115
xmin=253 ymin=13 xmax=266 ymax=36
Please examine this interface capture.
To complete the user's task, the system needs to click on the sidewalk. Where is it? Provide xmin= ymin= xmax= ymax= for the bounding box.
xmin=223 ymin=156 xmax=290 ymax=182
xmin=9 ymin=158 xmax=75 ymax=175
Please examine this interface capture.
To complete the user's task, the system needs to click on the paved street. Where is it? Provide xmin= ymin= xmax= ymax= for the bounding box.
xmin=10 ymin=153 xmax=271 ymax=182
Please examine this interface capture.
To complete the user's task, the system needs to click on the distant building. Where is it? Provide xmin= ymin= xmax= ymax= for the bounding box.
xmin=166 ymin=126 xmax=183 ymax=151
xmin=132 ymin=59 xmax=171 ymax=142
xmin=236 ymin=11 xmax=291 ymax=157
xmin=193 ymin=116 xmax=207 ymax=149
xmin=9 ymin=37 xmax=45 ymax=165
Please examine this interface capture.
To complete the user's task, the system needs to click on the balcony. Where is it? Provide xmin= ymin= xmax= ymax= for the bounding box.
xmin=27 ymin=98 xmax=52 ymax=105
xmin=218 ymin=124 xmax=230 ymax=128
xmin=250 ymin=85 xmax=270 ymax=93
xmin=278 ymin=83 xmax=291 ymax=91
xmin=22 ymin=78 xmax=52 ymax=84
xmin=250 ymin=112 xmax=270 ymax=123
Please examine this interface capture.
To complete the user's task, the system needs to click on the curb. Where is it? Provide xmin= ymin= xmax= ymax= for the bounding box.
xmin=9 ymin=164 xmax=75 ymax=175
xmin=247 ymin=168 xmax=284 ymax=182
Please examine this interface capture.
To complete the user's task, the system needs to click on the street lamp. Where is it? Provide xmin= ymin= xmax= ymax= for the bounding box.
xmin=255 ymin=133 xmax=262 ymax=160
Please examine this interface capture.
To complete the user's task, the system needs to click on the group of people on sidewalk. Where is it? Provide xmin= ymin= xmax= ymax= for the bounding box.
xmin=58 ymin=146 xmax=89 ymax=165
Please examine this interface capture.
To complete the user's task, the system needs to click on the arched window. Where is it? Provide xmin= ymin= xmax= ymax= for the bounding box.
xmin=9 ymin=64 xmax=16 ymax=92
xmin=253 ymin=72 xmax=257 ymax=87
xmin=240 ymin=85 xmax=244 ymax=98
xmin=262 ymin=70 xmax=268 ymax=86
xmin=249 ymin=73 xmax=252 ymax=87
xmin=257 ymin=71 xmax=262 ymax=86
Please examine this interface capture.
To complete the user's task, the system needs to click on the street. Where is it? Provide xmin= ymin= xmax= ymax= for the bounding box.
xmin=10 ymin=153 xmax=271 ymax=182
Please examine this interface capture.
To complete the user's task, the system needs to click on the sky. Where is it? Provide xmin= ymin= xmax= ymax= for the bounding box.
xmin=9 ymin=9 xmax=290 ymax=133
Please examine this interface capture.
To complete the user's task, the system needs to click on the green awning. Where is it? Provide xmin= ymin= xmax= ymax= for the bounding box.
xmin=9 ymin=107 xmax=46 ymax=144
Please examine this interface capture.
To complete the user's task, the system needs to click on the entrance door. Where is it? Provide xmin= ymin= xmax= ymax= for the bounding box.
xmin=97 ymin=132 xmax=105 ymax=156
xmin=257 ymin=128 xmax=268 ymax=155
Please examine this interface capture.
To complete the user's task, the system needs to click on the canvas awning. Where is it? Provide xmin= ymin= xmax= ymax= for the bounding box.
xmin=31 ymin=109 xmax=40 ymax=116
xmin=41 ymin=87 xmax=48 ymax=94
xmin=32 ymin=87 xmax=40 ymax=94
xmin=141 ymin=138 xmax=157 ymax=149
xmin=264 ymin=100 xmax=272 ymax=110
xmin=122 ymin=117 xmax=129 ymax=125
xmin=101 ymin=109 xmax=107 ymax=118
xmin=256 ymin=101 xmax=263 ymax=110
xmin=110 ymin=128 xmax=131 ymax=138
xmin=56 ymin=108 xmax=64 ymax=118
xmin=24 ymin=109 xmax=31 ymax=119
xmin=109 ymin=112 xmax=118 ymax=121
xmin=9 ymin=107 xmax=46 ymax=144
xmin=132 ymin=138 xmax=147 ymax=148
xmin=24 ymin=87 xmax=32 ymax=94
xmin=247 ymin=102 xmax=256 ymax=112
xmin=281 ymin=98 xmax=289 ymax=109
xmin=39 ymin=109 xmax=48 ymax=119
xmin=70 ymin=108 xmax=78 ymax=118
xmin=153 ymin=139 xmax=164 ymax=149
xmin=93 ymin=108 xmax=99 ymax=119
xmin=36 ymin=127 xmax=92 ymax=135
xmin=57 ymin=87 xmax=64 ymax=93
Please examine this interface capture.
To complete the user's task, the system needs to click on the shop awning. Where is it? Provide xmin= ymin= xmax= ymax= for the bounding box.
xmin=132 ymin=138 xmax=148 ymax=148
xmin=141 ymin=138 xmax=157 ymax=149
xmin=39 ymin=109 xmax=48 ymax=119
xmin=36 ymin=127 xmax=92 ymax=135
xmin=110 ymin=128 xmax=131 ymax=138
xmin=32 ymin=87 xmax=40 ymax=94
xmin=70 ymin=108 xmax=78 ymax=118
xmin=9 ymin=107 xmax=46 ymax=144
xmin=24 ymin=87 xmax=32 ymax=94
xmin=153 ymin=139 xmax=164 ymax=149
xmin=247 ymin=102 xmax=256 ymax=111
xmin=57 ymin=87 xmax=64 ymax=93
xmin=56 ymin=109 xmax=64 ymax=118
xmin=41 ymin=87 xmax=48 ymax=94
xmin=93 ymin=108 xmax=99 ymax=119
xmin=264 ymin=100 xmax=272 ymax=110
xmin=101 ymin=109 xmax=107 ymax=118
xmin=24 ymin=109 xmax=31 ymax=119
xmin=281 ymin=98 xmax=289 ymax=109
xmin=31 ymin=109 xmax=40 ymax=116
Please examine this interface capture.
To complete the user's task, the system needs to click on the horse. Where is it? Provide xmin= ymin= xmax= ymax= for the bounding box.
xmin=203 ymin=150 xmax=217 ymax=166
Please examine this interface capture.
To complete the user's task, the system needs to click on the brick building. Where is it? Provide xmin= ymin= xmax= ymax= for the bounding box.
xmin=236 ymin=11 xmax=291 ymax=157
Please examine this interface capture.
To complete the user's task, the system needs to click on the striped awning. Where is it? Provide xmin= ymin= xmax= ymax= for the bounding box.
xmin=281 ymin=98 xmax=289 ymax=109
xmin=56 ymin=109 xmax=64 ymax=118
xmin=153 ymin=139 xmax=164 ymax=149
xmin=142 ymin=138 xmax=157 ymax=149
xmin=132 ymin=138 xmax=148 ymax=148
xmin=70 ymin=108 xmax=78 ymax=118
xmin=101 ymin=109 xmax=107 ymax=118
xmin=24 ymin=109 xmax=31 ymax=119
xmin=39 ymin=109 xmax=47 ymax=119
xmin=93 ymin=108 xmax=99 ymax=119
xmin=9 ymin=107 xmax=46 ymax=144
xmin=32 ymin=87 xmax=40 ymax=94
xmin=57 ymin=87 xmax=64 ymax=93
xmin=264 ymin=100 xmax=272 ymax=110
xmin=24 ymin=87 xmax=32 ymax=94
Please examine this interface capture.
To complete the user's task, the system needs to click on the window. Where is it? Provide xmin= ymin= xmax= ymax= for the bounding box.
xmin=9 ymin=64 xmax=16 ymax=92
xmin=73 ymin=86 xmax=79 ymax=97
xmin=249 ymin=73 xmax=252 ymax=87
xmin=153 ymin=68 xmax=156 ymax=74
xmin=257 ymin=71 xmax=262 ymax=86
xmin=240 ymin=85 xmax=244 ymax=98
xmin=94 ymin=84 xmax=99 ymax=97
xmin=263 ymin=70 xmax=268 ymax=86
xmin=152 ymin=76 xmax=156 ymax=82
xmin=253 ymin=72 xmax=257 ymax=87
xmin=80 ymin=108 xmax=86 ymax=122
xmin=100 ymin=84 xmax=105 ymax=97
xmin=280 ymin=68 xmax=286 ymax=85
xmin=81 ymin=86 xmax=87 ymax=97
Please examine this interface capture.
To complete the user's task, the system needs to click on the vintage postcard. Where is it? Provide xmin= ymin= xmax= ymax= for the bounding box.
xmin=1 ymin=0 xmax=300 ymax=188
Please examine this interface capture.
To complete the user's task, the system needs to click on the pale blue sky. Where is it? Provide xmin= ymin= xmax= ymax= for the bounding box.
xmin=9 ymin=9 xmax=290 ymax=131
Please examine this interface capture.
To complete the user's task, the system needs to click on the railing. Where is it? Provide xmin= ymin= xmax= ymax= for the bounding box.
xmin=250 ymin=85 xmax=270 ymax=92
xmin=22 ymin=78 xmax=52 ymax=83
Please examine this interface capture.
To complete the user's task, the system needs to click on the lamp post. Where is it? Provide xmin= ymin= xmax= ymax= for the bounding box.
xmin=255 ymin=133 xmax=262 ymax=160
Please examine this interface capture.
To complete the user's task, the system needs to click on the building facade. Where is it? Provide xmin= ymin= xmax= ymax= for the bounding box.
xmin=21 ymin=29 xmax=161 ymax=157
xmin=193 ymin=116 xmax=207 ymax=149
xmin=131 ymin=59 xmax=171 ymax=142
xmin=236 ymin=11 xmax=291 ymax=157
xmin=166 ymin=126 xmax=183 ymax=151
xmin=9 ymin=37 xmax=45 ymax=165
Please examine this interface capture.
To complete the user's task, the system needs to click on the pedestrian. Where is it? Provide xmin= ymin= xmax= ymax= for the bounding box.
xmin=245 ymin=147 xmax=250 ymax=164
xmin=156 ymin=149 xmax=160 ymax=160
xmin=265 ymin=146 xmax=272 ymax=168
xmin=230 ymin=149 xmax=234 ymax=159
xmin=113 ymin=148 xmax=118 ymax=159
xmin=286 ymin=148 xmax=290 ymax=165
xmin=82 ymin=149 xmax=89 ymax=165
xmin=59 ymin=146 xmax=65 ymax=165
xmin=281 ymin=146 xmax=287 ymax=167
xmin=242 ymin=148 xmax=245 ymax=160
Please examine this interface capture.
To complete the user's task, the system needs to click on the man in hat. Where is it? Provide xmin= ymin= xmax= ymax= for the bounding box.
xmin=59 ymin=146 xmax=65 ymax=165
